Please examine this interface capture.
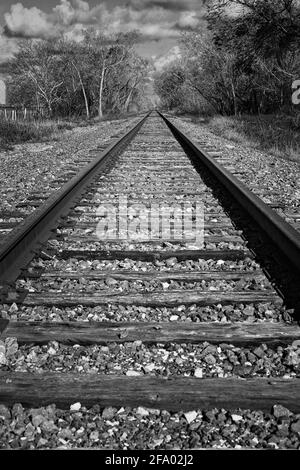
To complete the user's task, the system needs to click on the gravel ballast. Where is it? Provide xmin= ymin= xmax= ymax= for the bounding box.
xmin=1 ymin=302 xmax=292 ymax=323
xmin=29 ymin=256 xmax=262 ymax=272
xmin=169 ymin=117 xmax=300 ymax=226
xmin=0 ymin=117 xmax=139 ymax=219
xmin=16 ymin=277 xmax=271 ymax=294
xmin=1 ymin=339 xmax=300 ymax=379
xmin=0 ymin=402 xmax=300 ymax=449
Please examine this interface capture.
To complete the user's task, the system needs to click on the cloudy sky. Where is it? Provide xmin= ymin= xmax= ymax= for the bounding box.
xmin=0 ymin=0 xmax=208 ymax=65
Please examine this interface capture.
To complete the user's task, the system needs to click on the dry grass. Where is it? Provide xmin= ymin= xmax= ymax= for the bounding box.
xmin=0 ymin=118 xmax=76 ymax=150
xmin=97 ymin=111 xmax=140 ymax=122
xmin=0 ymin=111 xmax=140 ymax=150
xmin=204 ymin=114 xmax=300 ymax=163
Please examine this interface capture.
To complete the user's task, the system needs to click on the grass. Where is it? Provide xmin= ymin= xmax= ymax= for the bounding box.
xmin=0 ymin=110 xmax=142 ymax=150
xmin=0 ymin=118 xmax=78 ymax=150
xmin=97 ymin=111 xmax=140 ymax=122
xmin=193 ymin=113 xmax=300 ymax=163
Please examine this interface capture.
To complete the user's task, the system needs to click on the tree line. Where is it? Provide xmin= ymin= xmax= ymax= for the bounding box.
xmin=7 ymin=31 xmax=151 ymax=118
xmin=154 ymin=0 xmax=300 ymax=116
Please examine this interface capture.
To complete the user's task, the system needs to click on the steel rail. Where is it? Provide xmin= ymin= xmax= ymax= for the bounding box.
xmin=159 ymin=112 xmax=300 ymax=276
xmin=0 ymin=113 xmax=150 ymax=283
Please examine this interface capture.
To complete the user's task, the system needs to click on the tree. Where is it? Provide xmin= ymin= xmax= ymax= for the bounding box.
xmin=207 ymin=0 xmax=300 ymax=112
xmin=58 ymin=40 xmax=92 ymax=118
xmin=155 ymin=0 xmax=300 ymax=115
xmin=154 ymin=65 xmax=186 ymax=110
xmin=97 ymin=55 xmax=151 ymax=114
xmin=8 ymin=33 xmax=151 ymax=118
xmin=180 ymin=32 xmax=241 ymax=115
xmin=83 ymin=31 xmax=140 ymax=117
xmin=11 ymin=40 xmax=67 ymax=116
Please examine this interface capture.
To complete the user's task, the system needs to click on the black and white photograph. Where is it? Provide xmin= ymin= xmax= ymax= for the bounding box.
xmin=0 ymin=0 xmax=299 ymax=456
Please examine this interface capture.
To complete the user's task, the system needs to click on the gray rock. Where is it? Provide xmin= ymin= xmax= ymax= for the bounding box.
xmin=284 ymin=350 xmax=299 ymax=366
xmin=277 ymin=424 xmax=289 ymax=437
xmin=45 ymin=404 xmax=56 ymax=418
xmin=243 ymin=306 xmax=255 ymax=316
xmin=200 ymin=345 xmax=217 ymax=357
xmin=170 ymin=315 xmax=179 ymax=321
xmin=253 ymin=347 xmax=265 ymax=358
xmin=136 ymin=407 xmax=150 ymax=417
xmin=273 ymin=405 xmax=291 ymax=419
xmin=0 ymin=340 xmax=6 ymax=355
xmin=25 ymin=423 xmax=35 ymax=437
xmin=143 ymin=363 xmax=155 ymax=373
xmin=0 ymin=352 xmax=7 ymax=365
xmin=90 ymin=430 xmax=99 ymax=441
xmin=166 ymin=257 xmax=178 ymax=267
xmin=223 ymin=360 xmax=233 ymax=371
xmin=37 ymin=438 xmax=48 ymax=447
xmin=126 ymin=370 xmax=143 ymax=376
xmin=5 ymin=337 xmax=18 ymax=356
xmin=58 ymin=428 xmax=73 ymax=440
xmin=204 ymin=354 xmax=217 ymax=365
xmin=231 ymin=414 xmax=243 ymax=423
xmin=0 ymin=404 xmax=11 ymax=420
xmin=247 ymin=352 xmax=257 ymax=363
xmin=283 ymin=311 xmax=293 ymax=322
xmin=194 ymin=368 xmax=203 ymax=378
xmin=12 ymin=403 xmax=24 ymax=417
xmin=102 ymin=406 xmax=117 ymax=419
xmin=184 ymin=411 xmax=197 ymax=424
xmin=40 ymin=420 xmax=57 ymax=433
xmin=291 ymin=420 xmax=300 ymax=435
xmin=106 ymin=277 xmax=118 ymax=286
xmin=9 ymin=303 xmax=19 ymax=313
xmin=70 ymin=402 xmax=81 ymax=411
xmin=32 ymin=415 xmax=45 ymax=428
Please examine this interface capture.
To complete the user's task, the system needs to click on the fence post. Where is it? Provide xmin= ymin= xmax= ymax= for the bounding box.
xmin=1 ymin=106 xmax=46 ymax=122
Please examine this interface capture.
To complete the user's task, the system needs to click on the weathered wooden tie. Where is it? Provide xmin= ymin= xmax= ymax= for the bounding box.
xmin=1 ymin=320 xmax=299 ymax=347
xmin=0 ymin=373 xmax=299 ymax=412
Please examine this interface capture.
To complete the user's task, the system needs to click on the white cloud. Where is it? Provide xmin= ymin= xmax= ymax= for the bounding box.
xmin=178 ymin=11 xmax=199 ymax=28
xmin=73 ymin=0 xmax=90 ymax=11
xmin=153 ymin=45 xmax=182 ymax=71
xmin=4 ymin=3 xmax=57 ymax=38
xmin=63 ymin=23 xmax=86 ymax=42
xmin=131 ymin=1 xmax=203 ymax=12
xmin=53 ymin=0 xmax=78 ymax=26
xmin=4 ymin=0 xmax=204 ymax=41
xmin=53 ymin=0 xmax=92 ymax=26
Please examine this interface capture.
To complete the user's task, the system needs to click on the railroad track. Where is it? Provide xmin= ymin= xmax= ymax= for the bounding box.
xmin=0 ymin=118 xmax=140 ymax=244
xmin=0 ymin=111 xmax=300 ymax=447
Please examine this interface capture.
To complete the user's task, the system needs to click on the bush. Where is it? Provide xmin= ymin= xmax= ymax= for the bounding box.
xmin=0 ymin=118 xmax=76 ymax=148
xmin=205 ymin=114 xmax=300 ymax=162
